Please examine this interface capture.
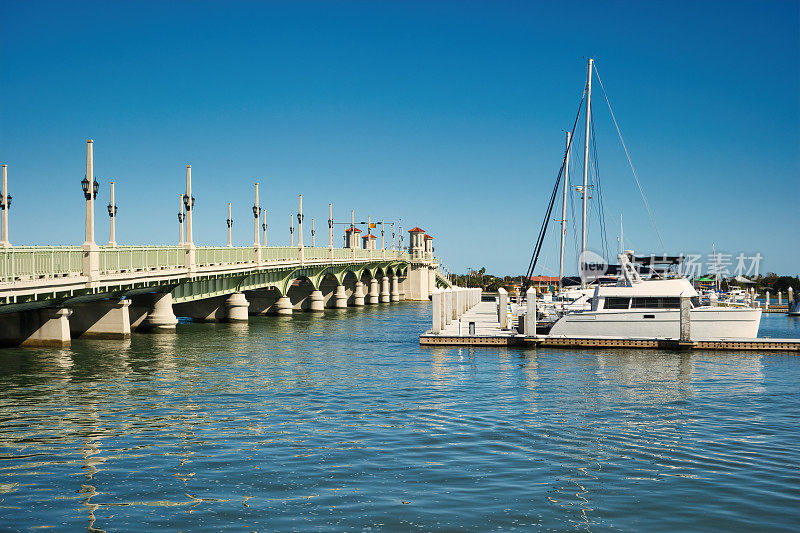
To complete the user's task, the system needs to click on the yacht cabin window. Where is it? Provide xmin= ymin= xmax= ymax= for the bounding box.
xmin=630 ymin=297 xmax=681 ymax=309
xmin=604 ymin=297 xmax=631 ymax=309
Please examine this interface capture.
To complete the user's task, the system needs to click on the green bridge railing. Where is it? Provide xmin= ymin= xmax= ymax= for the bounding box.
xmin=0 ymin=247 xmax=84 ymax=281
xmin=0 ymin=246 xmax=417 ymax=283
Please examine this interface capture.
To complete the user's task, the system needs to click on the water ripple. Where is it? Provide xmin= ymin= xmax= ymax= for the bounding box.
xmin=0 ymin=306 xmax=797 ymax=531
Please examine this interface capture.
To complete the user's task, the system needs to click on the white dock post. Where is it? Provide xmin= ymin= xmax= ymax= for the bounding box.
xmin=444 ymin=288 xmax=452 ymax=324
xmin=450 ymin=288 xmax=457 ymax=321
xmin=765 ymin=291 xmax=770 ymax=309
xmin=680 ymin=296 xmax=691 ymax=342
xmin=498 ymin=288 xmax=508 ymax=328
xmin=432 ymin=289 xmax=442 ymax=334
xmin=525 ymin=287 xmax=537 ymax=337
xmin=788 ymin=287 xmax=794 ymax=306
xmin=440 ymin=289 xmax=447 ymax=328
xmin=709 ymin=292 xmax=718 ymax=307
xmin=778 ymin=291 xmax=782 ymax=306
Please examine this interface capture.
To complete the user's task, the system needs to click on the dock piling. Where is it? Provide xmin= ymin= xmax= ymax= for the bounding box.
xmin=497 ymin=288 xmax=508 ymax=329
xmin=431 ymin=289 xmax=442 ymax=334
xmin=525 ymin=288 xmax=537 ymax=337
xmin=680 ymin=296 xmax=692 ymax=343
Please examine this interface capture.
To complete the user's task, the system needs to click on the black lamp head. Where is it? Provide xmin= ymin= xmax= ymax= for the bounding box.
xmin=252 ymin=205 xmax=259 ymax=218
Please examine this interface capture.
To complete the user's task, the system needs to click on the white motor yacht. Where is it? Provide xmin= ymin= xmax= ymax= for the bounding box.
xmin=548 ymin=253 xmax=762 ymax=340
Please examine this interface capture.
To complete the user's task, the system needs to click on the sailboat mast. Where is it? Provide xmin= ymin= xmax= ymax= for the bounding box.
xmin=559 ymin=130 xmax=570 ymax=291
xmin=580 ymin=57 xmax=593 ymax=289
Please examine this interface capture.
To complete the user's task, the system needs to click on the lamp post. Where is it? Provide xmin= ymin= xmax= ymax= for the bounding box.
xmin=297 ymin=194 xmax=304 ymax=262
xmin=226 ymin=202 xmax=233 ymax=247
xmin=351 ymin=209 xmax=355 ymax=259
xmin=81 ymin=140 xmax=99 ymax=247
xmin=381 ymin=219 xmax=385 ymax=258
xmin=177 ymin=194 xmax=184 ymax=245
xmin=289 ymin=214 xmax=293 ymax=246
xmin=328 ymin=203 xmax=333 ymax=261
xmin=311 ymin=218 xmax=315 ymax=247
xmin=183 ymin=165 xmax=195 ymax=245
xmin=107 ymin=181 xmax=117 ymax=247
xmin=81 ymin=139 xmax=100 ymax=280
xmin=0 ymin=164 xmax=11 ymax=248
xmin=252 ymin=182 xmax=260 ymax=247
xmin=368 ymin=215 xmax=373 ymax=258
xmin=182 ymin=165 xmax=196 ymax=272
xmin=261 ymin=208 xmax=267 ymax=246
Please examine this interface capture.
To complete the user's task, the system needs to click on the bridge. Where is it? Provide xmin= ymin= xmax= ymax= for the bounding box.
xmin=0 ymin=140 xmax=450 ymax=347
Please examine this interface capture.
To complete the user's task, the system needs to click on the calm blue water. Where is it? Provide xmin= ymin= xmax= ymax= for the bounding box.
xmin=0 ymin=305 xmax=798 ymax=531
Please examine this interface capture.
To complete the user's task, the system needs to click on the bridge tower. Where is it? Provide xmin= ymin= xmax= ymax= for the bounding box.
xmin=406 ymin=227 xmax=431 ymax=300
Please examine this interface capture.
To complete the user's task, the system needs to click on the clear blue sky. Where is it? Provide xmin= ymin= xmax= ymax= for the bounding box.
xmin=1 ymin=0 xmax=798 ymax=276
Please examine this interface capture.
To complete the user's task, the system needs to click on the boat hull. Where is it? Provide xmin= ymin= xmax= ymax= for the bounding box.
xmin=548 ymin=307 xmax=761 ymax=340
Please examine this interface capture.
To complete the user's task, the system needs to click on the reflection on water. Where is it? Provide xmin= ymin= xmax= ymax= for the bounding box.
xmin=0 ymin=308 xmax=797 ymax=531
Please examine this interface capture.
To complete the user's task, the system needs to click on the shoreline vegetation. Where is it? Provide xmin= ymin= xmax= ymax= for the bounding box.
xmin=450 ymin=268 xmax=800 ymax=296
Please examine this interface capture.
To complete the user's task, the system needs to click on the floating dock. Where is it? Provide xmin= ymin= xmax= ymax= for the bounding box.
xmin=421 ymin=300 xmax=800 ymax=352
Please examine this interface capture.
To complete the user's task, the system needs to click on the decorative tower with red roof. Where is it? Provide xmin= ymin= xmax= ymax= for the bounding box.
xmin=408 ymin=227 xmax=425 ymax=259
xmin=344 ymin=226 xmax=361 ymax=249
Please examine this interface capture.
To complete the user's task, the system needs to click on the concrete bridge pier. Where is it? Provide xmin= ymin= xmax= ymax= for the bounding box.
xmin=70 ymin=299 xmax=131 ymax=339
xmin=407 ymin=265 xmax=430 ymax=300
xmin=225 ymin=293 xmax=250 ymax=322
xmin=353 ymin=281 xmax=366 ymax=306
xmin=309 ymin=290 xmax=325 ymax=312
xmin=380 ymin=276 xmax=391 ymax=303
xmin=132 ymin=293 xmax=178 ymax=332
xmin=334 ymin=285 xmax=348 ymax=308
xmin=390 ymin=275 xmax=400 ymax=302
xmin=0 ymin=308 xmax=72 ymax=347
xmin=275 ymin=296 xmax=293 ymax=315
xmin=367 ymin=277 xmax=380 ymax=304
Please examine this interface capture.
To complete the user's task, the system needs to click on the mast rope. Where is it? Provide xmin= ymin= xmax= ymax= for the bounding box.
xmin=589 ymin=112 xmax=610 ymax=260
xmin=593 ymin=63 xmax=666 ymax=252
xmin=522 ymin=93 xmax=585 ymax=293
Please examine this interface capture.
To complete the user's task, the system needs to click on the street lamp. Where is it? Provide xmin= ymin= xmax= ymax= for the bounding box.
xmin=177 ymin=194 xmax=185 ymax=246
xmin=226 ymin=202 xmax=233 ymax=247
xmin=1 ymin=164 xmax=10 ymax=248
xmin=183 ymin=193 xmax=195 ymax=211
xmin=81 ymin=175 xmax=99 ymax=200
xmin=107 ymin=203 xmax=117 ymax=217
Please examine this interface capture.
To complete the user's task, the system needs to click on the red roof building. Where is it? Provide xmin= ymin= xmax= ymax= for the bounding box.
xmin=528 ymin=276 xmax=560 ymax=293
xmin=408 ymin=227 xmax=425 ymax=233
